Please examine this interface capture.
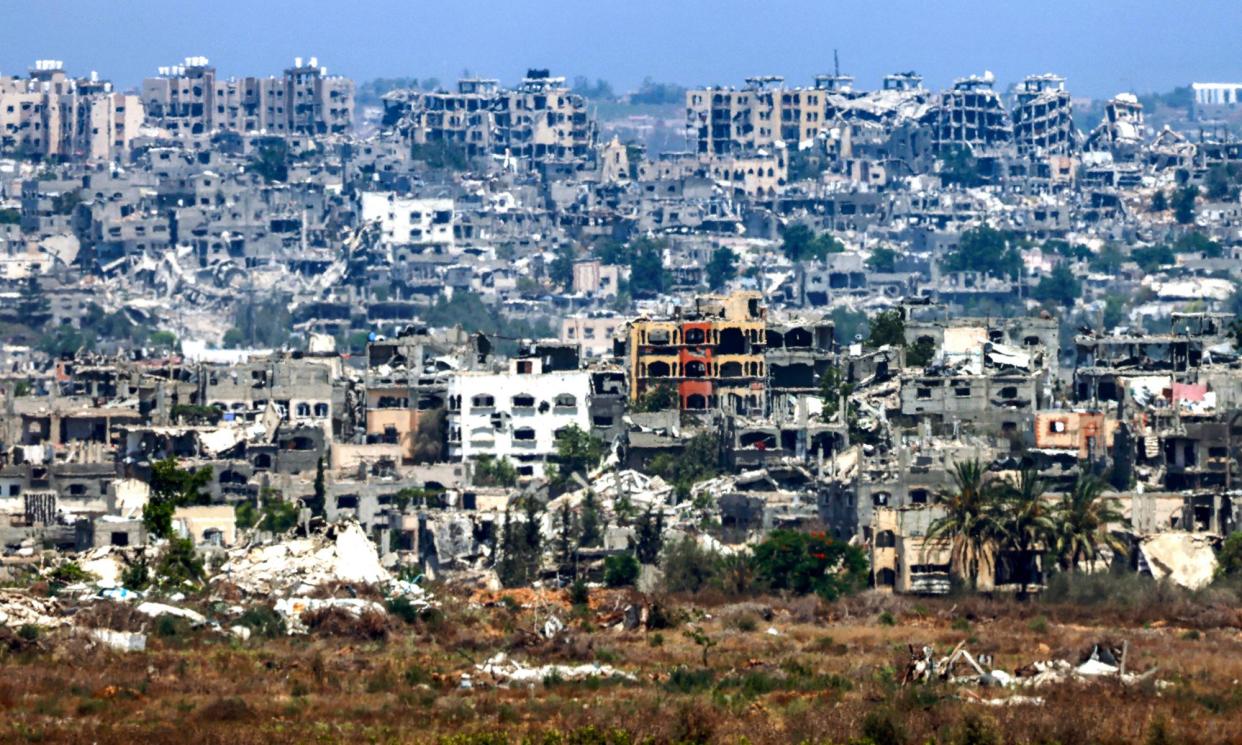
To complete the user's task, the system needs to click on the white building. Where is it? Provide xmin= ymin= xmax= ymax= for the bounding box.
xmin=360 ymin=192 xmax=455 ymax=250
xmin=447 ymin=361 xmax=592 ymax=479
xmin=1192 ymin=82 xmax=1242 ymax=119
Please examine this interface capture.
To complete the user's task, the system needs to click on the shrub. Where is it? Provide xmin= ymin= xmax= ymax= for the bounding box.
xmin=664 ymin=666 xmax=714 ymax=694
xmin=197 ymin=696 xmax=252 ymax=722
xmin=950 ymin=713 xmax=999 ymax=745
xmin=750 ymin=529 xmax=868 ymax=599
xmin=1216 ymin=532 xmax=1242 ymax=578
xmin=387 ymin=595 xmax=431 ymax=625
xmin=878 ymin=610 xmax=896 ymax=626
xmin=156 ymin=537 xmax=205 ymax=588
xmin=659 ymin=537 xmax=719 ymax=594
xmin=302 ymin=607 xmax=389 ymax=641
xmin=49 ymin=561 xmax=93 ymax=586
xmin=569 ymin=578 xmax=590 ymax=607
xmin=861 ymin=708 xmax=907 ymax=745
xmin=120 ymin=558 xmax=151 ymax=591
xmin=604 ymin=554 xmax=639 ymax=588
xmin=236 ymin=605 xmax=285 ymax=638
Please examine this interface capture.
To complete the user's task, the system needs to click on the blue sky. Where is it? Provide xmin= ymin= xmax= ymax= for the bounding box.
xmin=2 ymin=0 xmax=1239 ymax=97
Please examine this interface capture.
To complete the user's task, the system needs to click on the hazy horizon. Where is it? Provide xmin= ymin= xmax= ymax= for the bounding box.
xmin=2 ymin=0 xmax=1240 ymax=99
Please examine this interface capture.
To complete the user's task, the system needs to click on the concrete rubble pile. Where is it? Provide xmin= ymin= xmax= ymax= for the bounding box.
xmin=213 ymin=520 xmax=436 ymax=615
xmin=216 ymin=520 xmax=392 ymax=594
xmin=902 ymin=639 xmax=1164 ymax=705
xmin=465 ymin=652 xmax=636 ymax=688
xmin=0 ymin=590 xmax=67 ymax=629
xmin=1138 ymin=533 xmax=1219 ymax=591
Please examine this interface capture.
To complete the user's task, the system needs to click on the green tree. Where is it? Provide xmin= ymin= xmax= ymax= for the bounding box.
xmin=938 ymin=144 xmax=984 ymax=187
xmin=629 ymin=237 xmax=668 ymax=297
xmin=235 ymin=495 xmax=300 ymax=533
xmin=17 ymin=276 xmax=51 ymax=330
xmin=1150 ymin=190 xmax=1168 ymax=212
xmin=1102 ymin=293 xmax=1129 ymax=330
xmin=410 ymin=141 xmax=470 ymax=170
xmin=942 ymin=226 xmax=1021 ymax=279
xmin=579 ymin=490 xmax=603 ymax=548
xmin=630 ymin=77 xmax=687 ymax=106
xmin=1173 ymin=231 xmax=1222 ymax=258
xmin=1052 ymin=474 xmax=1125 ymax=572
xmin=1032 ymin=264 xmax=1082 ymax=308
xmin=906 ymin=337 xmax=936 ymax=367
xmin=496 ymin=496 xmax=545 ymax=587
xmin=659 ymin=536 xmax=720 ymax=593
xmin=222 ymin=327 xmax=245 ymax=349
xmin=604 ymin=553 xmax=640 ymax=587
xmin=232 ymin=296 xmax=293 ymax=348
xmin=633 ymin=506 xmax=665 ymax=565
xmin=647 ymin=432 xmax=720 ymax=502
xmin=555 ymin=503 xmax=580 ymax=572
xmin=1132 ymin=245 xmax=1176 ymax=272
xmin=474 ymin=454 xmax=518 ymax=487
xmin=250 ymin=138 xmax=289 ymax=182
xmin=1205 ymin=163 xmax=1242 ymax=201
xmin=998 ymin=468 xmax=1056 ymax=594
xmin=866 ymin=309 xmax=905 ymax=348
xmin=705 ymin=246 xmax=738 ymax=290
xmin=155 ymin=536 xmax=205 ymax=588
xmin=38 ymin=326 xmax=93 ymax=357
xmin=149 ymin=330 xmax=178 ymax=351
xmin=549 ymin=243 xmax=576 ymax=290
xmin=780 ymin=224 xmax=843 ymax=262
xmin=551 ymin=424 xmax=604 ymax=487
xmin=142 ymin=457 xmax=213 ymax=539
xmin=594 ymin=238 xmax=630 ymax=265
xmin=926 ymin=460 xmax=1007 ymax=589
xmin=634 ymin=382 xmax=677 ymax=412
xmin=1090 ymin=244 xmax=1126 ymax=274
xmin=750 ymin=529 xmax=868 ymax=600
xmin=867 ymin=247 xmax=898 ymax=273
xmin=1215 ymin=532 xmax=1242 ymax=579
xmin=307 ymin=457 xmax=326 ymax=517
xmin=1172 ymin=185 xmax=1198 ymax=225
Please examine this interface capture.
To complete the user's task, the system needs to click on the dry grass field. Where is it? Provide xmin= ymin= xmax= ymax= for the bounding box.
xmin=2 ymin=579 xmax=1241 ymax=745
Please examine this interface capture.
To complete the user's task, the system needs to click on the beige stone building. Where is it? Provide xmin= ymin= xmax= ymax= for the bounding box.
xmin=386 ymin=70 xmax=596 ymax=169
xmin=686 ymin=76 xmax=828 ymax=156
xmin=1 ymin=60 xmax=142 ymax=162
xmin=560 ymin=315 xmax=623 ymax=356
xmin=143 ymin=56 xmax=353 ymax=138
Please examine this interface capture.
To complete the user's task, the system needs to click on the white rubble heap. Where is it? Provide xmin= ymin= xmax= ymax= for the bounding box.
xmin=216 ymin=520 xmax=414 ymax=597
xmin=0 ymin=520 xmax=434 ymax=643
xmin=0 ymin=590 xmax=67 ymax=629
xmin=467 ymin=652 xmax=636 ymax=688
xmin=904 ymin=640 xmax=1165 ymax=706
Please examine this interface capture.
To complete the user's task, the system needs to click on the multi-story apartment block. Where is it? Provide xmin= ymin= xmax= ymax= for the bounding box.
xmin=446 ymin=347 xmax=592 ymax=479
xmin=687 ymin=75 xmax=841 ymax=156
xmin=385 ymin=70 xmax=595 ymax=169
xmin=0 ymin=60 xmax=142 ymax=162
xmin=360 ymin=192 xmax=455 ymax=251
xmin=626 ymin=292 xmax=767 ymax=414
xmin=1011 ymin=74 xmax=1076 ymax=156
xmin=926 ymin=73 xmax=1013 ymax=153
xmin=142 ymin=56 xmax=353 ymax=138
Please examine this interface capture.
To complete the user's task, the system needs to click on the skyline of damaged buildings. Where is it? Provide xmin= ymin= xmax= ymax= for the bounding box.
xmin=6 ymin=51 xmax=1242 ymax=594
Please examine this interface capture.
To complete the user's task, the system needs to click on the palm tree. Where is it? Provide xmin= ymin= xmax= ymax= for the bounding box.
xmin=926 ymin=459 xmax=1008 ymax=589
xmin=999 ymin=467 xmax=1056 ymax=595
xmin=1053 ymin=474 xmax=1126 ymax=572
